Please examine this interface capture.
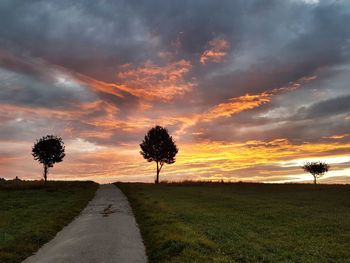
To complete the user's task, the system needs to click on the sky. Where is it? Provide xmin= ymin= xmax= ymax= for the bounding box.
xmin=0 ymin=0 xmax=350 ymax=183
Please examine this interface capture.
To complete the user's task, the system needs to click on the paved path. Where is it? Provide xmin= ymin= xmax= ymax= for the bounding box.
xmin=23 ymin=184 xmax=147 ymax=263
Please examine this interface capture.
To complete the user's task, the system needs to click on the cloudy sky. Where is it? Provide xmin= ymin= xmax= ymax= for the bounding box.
xmin=0 ymin=0 xmax=350 ymax=183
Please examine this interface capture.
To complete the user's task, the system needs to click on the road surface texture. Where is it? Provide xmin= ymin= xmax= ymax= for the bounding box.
xmin=23 ymin=184 xmax=147 ymax=263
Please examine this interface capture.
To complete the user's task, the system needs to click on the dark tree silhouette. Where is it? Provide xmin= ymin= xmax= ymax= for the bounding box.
xmin=302 ymin=161 xmax=330 ymax=184
xmin=32 ymin=135 xmax=65 ymax=182
xmin=140 ymin=126 xmax=178 ymax=184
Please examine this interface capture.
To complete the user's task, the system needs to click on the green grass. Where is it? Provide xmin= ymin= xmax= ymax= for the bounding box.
xmin=0 ymin=180 xmax=98 ymax=263
xmin=118 ymin=183 xmax=350 ymax=263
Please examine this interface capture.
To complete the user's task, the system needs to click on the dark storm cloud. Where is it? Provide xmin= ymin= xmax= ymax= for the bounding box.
xmin=296 ymin=94 xmax=350 ymax=119
xmin=0 ymin=52 xmax=95 ymax=108
xmin=256 ymin=94 xmax=350 ymax=142
xmin=197 ymin=1 xmax=350 ymax=103
xmin=1 ymin=0 xmax=349 ymax=85
xmin=0 ymin=117 xmax=67 ymax=142
xmin=0 ymin=0 xmax=161 ymax=81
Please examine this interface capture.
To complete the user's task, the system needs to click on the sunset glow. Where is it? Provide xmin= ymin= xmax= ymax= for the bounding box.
xmin=0 ymin=1 xmax=349 ymax=183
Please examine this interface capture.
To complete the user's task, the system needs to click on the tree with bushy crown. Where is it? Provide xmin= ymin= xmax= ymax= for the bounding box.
xmin=302 ymin=161 xmax=330 ymax=184
xmin=32 ymin=135 xmax=65 ymax=182
xmin=140 ymin=126 xmax=178 ymax=184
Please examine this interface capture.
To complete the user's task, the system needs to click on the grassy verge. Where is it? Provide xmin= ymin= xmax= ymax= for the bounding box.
xmin=118 ymin=183 xmax=350 ymax=263
xmin=0 ymin=180 xmax=98 ymax=263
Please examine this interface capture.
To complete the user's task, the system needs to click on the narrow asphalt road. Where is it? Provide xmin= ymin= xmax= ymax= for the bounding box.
xmin=23 ymin=184 xmax=147 ymax=263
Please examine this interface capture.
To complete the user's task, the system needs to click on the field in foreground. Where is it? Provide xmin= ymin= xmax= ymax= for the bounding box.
xmin=0 ymin=181 xmax=98 ymax=263
xmin=118 ymin=183 xmax=350 ymax=263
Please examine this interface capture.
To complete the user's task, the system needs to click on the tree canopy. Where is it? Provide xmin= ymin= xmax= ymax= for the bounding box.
xmin=32 ymin=135 xmax=65 ymax=181
xmin=140 ymin=126 xmax=178 ymax=183
xmin=302 ymin=161 xmax=330 ymax=184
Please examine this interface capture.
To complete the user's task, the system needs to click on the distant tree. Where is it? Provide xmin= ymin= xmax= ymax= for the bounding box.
xmin=140 ymin=126 xmax=178 ymax=184
xmin=32 ymin=135 xmax=65 ymax=182
xmin=302 ymin=161 xmax=330 ymax=184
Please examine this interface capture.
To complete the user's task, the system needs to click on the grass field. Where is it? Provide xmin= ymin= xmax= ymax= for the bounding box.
xmin=118 ymin=183 xmax=350 ymax=263
xmin=0 ymin=180 xmax=98 ymax=263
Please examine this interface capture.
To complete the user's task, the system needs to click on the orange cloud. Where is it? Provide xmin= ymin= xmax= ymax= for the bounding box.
xmin=200 ymin=39 xmax=230 ymax=64
xmin=322 ymin=134 xmax=349 ymax=140
xmin=77 ymin=75 xmax=126 ymax=99
xmin=199 ymin=74 xmax=317 ymax=123
xmin=74 ymin=59 xmax=194 ymax=103
xmin=116 ymin=60 xmax=194 ymax=101
xmin=202 ymin=93 xmax=271 ymax=122
xmin=272 ymin=75 xmax=317 ymax=93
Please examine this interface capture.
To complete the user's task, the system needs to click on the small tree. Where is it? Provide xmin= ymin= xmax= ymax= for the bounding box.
xmin=32 ymin=135 xmax=65 ymax=182
xmin=140 ymin=126 xmax=178 ymax=184
xmin=302 ymin=161 xmax=330 ymax=184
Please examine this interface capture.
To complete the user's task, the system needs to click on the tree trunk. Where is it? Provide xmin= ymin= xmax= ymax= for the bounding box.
xmin=155 ymin=161 xmax=159 ymax=184
xmin=43 ymin=164 xmax=48 ymax=182
xmin=313 ymin=175 xmax=317 ymax=185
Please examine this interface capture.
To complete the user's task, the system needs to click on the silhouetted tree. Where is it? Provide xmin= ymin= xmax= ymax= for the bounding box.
xmin=140 ymin=126 xmax=178 ymax=184
xmin=32 ymin=135 xmax=65 ymax=182
xmin=302 ymin=161 xmax=330 ymax=184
